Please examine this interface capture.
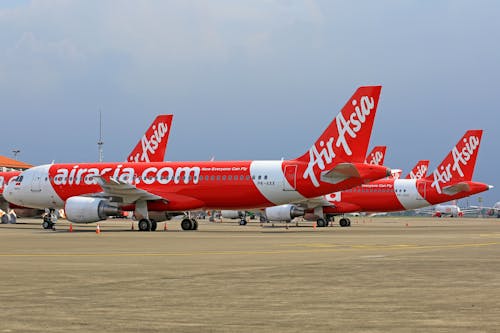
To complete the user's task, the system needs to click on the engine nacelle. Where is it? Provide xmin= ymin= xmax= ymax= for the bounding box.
xmin=265 ymin=204 xmax=304 ymax=222
xmin=221 ymin=210 xmax=244 ymax=219
xmin=65 ymin=197 xmax=121 ymax=223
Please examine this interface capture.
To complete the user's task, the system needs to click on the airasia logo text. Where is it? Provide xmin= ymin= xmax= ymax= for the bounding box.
xmin=431 ymin=135 xmax=480 ymax=194
xmin=52 ymin=165 xmax=200 ymax=186
xmin=409 ymin=165 xmax=428 ymax=180
xmin=303 ymin=95 xmax=375 ymax=187
xmin=129 ymin=122 xmax=168 ymax=162
xmin=368 ymin=151 xmax=384 ymax=165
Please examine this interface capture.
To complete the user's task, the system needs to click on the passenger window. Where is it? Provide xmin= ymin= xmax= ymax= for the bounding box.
xmin=264 ymin=175 xmax=268 ymax=180
xmin=210 ymin=175 xmax=215 ymax=181
xmin=216 ymin=175 xmax=221 ymax=181
xmin=228 ymin=175 xmax=232 ymax=180
xmin=258 ymin=175 xmax=261 ymax=180
xmin=222 ymin=175 xmax=226 ymax=181
xmin=246 ymin=175 xmax=250 ymax=180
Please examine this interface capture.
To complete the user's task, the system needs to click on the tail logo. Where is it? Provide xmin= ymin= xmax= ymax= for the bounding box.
xmin=368 ymin=151 xmax=384 ymax=165
xmin=129 ymin=122 xmax=169 ymax=163
xmin=431 ymin=135 xmax=480 ymax=193
xmin=410 ymin=165 xmax=428 ymax=179
xmin=303 ymin=95 xmax=375 ymax=187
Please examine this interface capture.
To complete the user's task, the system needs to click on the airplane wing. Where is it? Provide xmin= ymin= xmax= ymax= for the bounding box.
xmin=94 ymin=176 xmax=164 ymax=203
xmin=442 ymin=182 xmax=471 ymax=195
xmin=294 ymin=196 xmax=335 ymax=209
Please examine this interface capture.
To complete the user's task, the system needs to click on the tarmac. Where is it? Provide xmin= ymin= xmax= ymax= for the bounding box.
xmin=1 ymin=216 xmax=499 ymax=333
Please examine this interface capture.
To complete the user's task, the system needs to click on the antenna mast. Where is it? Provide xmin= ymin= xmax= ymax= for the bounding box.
xmin=98 ymin=110 xmax=104 ymax=162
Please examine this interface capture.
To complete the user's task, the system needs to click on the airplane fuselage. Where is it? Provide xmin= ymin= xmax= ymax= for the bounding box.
xmin=5 ymin=160 xmax=389 ymax=212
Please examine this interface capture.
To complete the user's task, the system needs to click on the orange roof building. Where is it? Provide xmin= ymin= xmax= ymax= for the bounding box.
xmin=0 ymin=156 xmax=33 ymax=171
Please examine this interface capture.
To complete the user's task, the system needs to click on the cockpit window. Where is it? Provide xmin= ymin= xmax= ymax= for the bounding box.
xmin=13 ymin=176 xmax=24 ymax=183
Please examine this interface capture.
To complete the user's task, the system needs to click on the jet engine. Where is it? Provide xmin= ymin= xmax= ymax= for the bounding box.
xmin=265 ymin=204 xmax=304 ymax=222
xmin=65 ymin=196 xmax=121 ymax=223
xmin=221 ymin=210 xmax=244 ymax=219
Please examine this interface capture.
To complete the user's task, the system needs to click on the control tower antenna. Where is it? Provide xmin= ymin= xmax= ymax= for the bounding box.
xmin=98 ymin=110 xmax=104 ymax=162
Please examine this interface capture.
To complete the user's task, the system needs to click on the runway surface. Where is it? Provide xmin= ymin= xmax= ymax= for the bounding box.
xmin=1 ymin=217 xmax=499 ymax=332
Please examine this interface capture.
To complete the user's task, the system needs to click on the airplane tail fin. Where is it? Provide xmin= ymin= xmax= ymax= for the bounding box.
xmin=295 ymin=86 xmax=382 ymax=165
xmin=126 ymin=114 xmax=173 ymax=163
xmin=426 ymin=130 xmax=483 ymax=194
xmin=405 ymin=160 xmax=430 ymax=179
xmin=365 ymin=146 xmax=387 ymax=165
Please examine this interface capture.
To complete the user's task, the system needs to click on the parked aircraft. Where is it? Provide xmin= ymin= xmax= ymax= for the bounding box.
xmin=222 ymin=145 xmax=388 ymax=224
xmin=263 ymin=129 xmax=491 ymax=227
xmin=5 ymin=114 xmax=173 ymax=229
xmin=5 ymin=86 xmax=391 ymax=231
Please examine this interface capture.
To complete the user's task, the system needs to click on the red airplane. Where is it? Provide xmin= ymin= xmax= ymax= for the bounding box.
xmin=1 ymin=114 xmax=173 ymax=228
xmin=315 ymin=129 xmax=491 ymax=226
xmin=5 ymin=86 xmax=391 ymax=231
xmin=261 ymin=130 xmax=491 ymax=227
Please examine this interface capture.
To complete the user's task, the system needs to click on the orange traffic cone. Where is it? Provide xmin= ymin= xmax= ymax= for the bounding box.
xmin=164 ymin=223 xmax=168 ymax=231
xmin=313 ymin=221 xmax=317 ymax=230
xmin=96 ymin=224 xmax=101 ymax=234
xmin=69 ymin=223 xmax=73 ymax=232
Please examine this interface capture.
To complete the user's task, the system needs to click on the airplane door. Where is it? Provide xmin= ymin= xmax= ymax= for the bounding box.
xmin=283 ymin=165 xmax=297 ymax=191
xmin=31 ymin=172 xmax=42 ymax=192
xmin=417 ymin=181 xmax=426 ymax=200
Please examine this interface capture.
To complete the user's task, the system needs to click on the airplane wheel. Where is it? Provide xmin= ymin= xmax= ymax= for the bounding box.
xmin=339 ymin=218 xmax=349 ymax=227
xmin=191 ymin=219 xmax=198 ymax=230
xmin=316 ymin=218 xmax=326 ymax=228
xmin=151 ymin=220 xmax=157 ymax=231
xmin=1 ymin=214 xmax=10 ymax=224
xmin=138 ymin=219 xmax=152 ymax=231
xmin=346 ymin=218 xmax=351 ymax=227
xmin=239 ymin=219 xmax=247 ymax=226
xmin=42 ymin=220 xmax=50 ymax=229
xmin=181 ymin=218 xmax=193 ymax=231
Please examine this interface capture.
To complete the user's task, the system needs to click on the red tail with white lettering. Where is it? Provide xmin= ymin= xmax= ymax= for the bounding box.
xmin=294 ymin=86 xmax=382 ymax=188
xmin=126 ymin=115 xmax=173 ymax=163
xmin=405 ymin=160 xmax=429 ymax=179
xmin=427 ymin=130 xmax=483 ymax=194
xmin=365 ymin=146 xmax=386 ymax=165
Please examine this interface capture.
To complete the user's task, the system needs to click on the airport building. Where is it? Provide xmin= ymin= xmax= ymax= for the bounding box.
xmin=0 ymin=155 xmax=32 ymax=172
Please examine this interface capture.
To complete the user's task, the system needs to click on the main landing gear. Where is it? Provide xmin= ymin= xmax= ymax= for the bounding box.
xmin=181 ymin=218 xmax=198 ymax=231
xmin=339 ymin=217 xmax=351 ymax=227
xmin=42 ymin=209 xmax=58 ymax=230
xmin=138 ymin=219 xmax=158 ymax=231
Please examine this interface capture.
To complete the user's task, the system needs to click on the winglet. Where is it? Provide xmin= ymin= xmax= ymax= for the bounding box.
xmin=294 ymin=86 xmax=382 ymax=187
xmin=127 ymin=114 xmax=173 ymax=163
xmin=405 ymin=160 xmax=430 ymax=179
xmin=426 ymin=130 xmax=483 ymax=194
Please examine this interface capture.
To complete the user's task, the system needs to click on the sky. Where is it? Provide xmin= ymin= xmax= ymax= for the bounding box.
xmin=0 ymin=0 xmax=498 ymax=206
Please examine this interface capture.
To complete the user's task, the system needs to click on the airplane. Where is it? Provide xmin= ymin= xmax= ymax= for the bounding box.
xmin=488 ymin=202 xmax=500 ymax=217
xmin=4 ymin=86 xmax=391 ymax=231
xmin=4 ymin=114 xmax=173 ymax=229
xmin=415 ymin=202 xmax=484 ymax=217
xmin=222 ymin=145 xmax=388 ymax=224
xmin=262 ymin=129 xmax=492 ymax=227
